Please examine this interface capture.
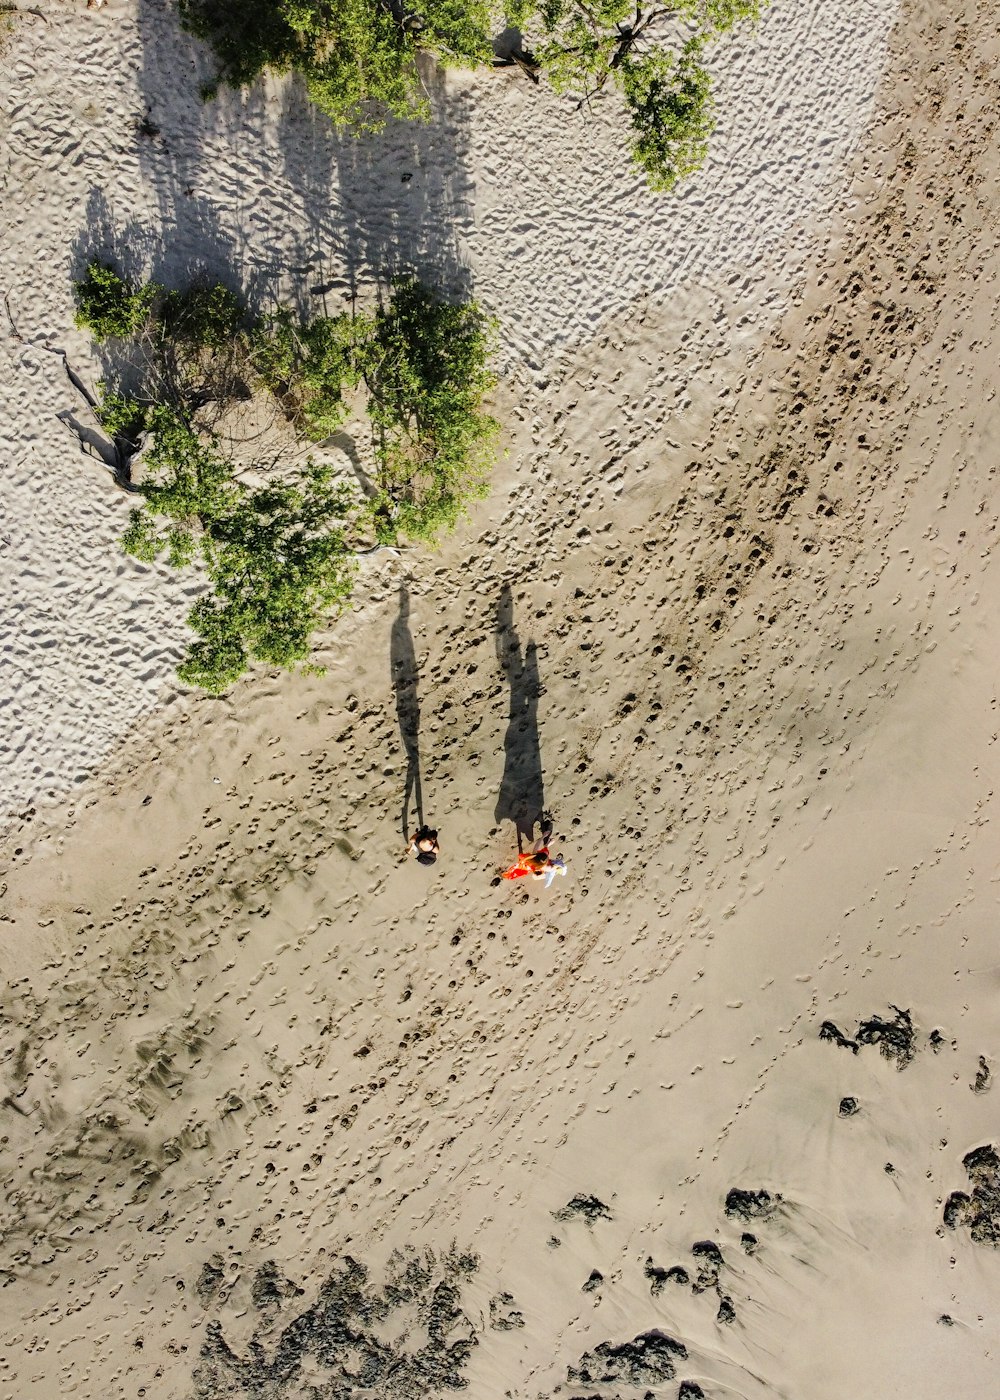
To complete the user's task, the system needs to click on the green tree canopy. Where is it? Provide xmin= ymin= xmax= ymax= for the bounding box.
xmin=177 ymin=0 xmax=764 ymax=188
xmin=74 ymin=261 xmax=499 ymax=691
xmin=122 ymin=413 xmax=357 ymax=693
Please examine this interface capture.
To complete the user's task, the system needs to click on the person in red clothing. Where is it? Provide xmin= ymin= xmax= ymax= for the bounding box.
xmin=500 ymin=818 xmax=565 ymax=884
xmin=501 ymin=849 xmax=549 ymax=880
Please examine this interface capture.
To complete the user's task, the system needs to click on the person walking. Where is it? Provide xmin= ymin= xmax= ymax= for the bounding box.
xmin=500 ymin=819 xmax=566 ymax=886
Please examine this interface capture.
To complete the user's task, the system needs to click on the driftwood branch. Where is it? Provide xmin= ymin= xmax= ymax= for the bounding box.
xmin=0 ymin=5 xmax=50 ymax=23
xmin=4 ymin=296 xmax=138 ymax=491
xmin=493 ymin=50 xmax=540 ymax=84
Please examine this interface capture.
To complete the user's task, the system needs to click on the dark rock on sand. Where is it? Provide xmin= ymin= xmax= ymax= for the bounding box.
xmin=740 ymin=1233 xmax=758 ymax=1255
xmin=678 ymin=1383 xmax=706 ymax=1400
xmin=716 ymin=1295 xmax=736 ymax=1324
xmin=838 ymin=1096 xmax=859 ymax=1117
xmin=250 ymin=1260 xmax=303 ymax=1311
xmin=644 ymin=1258 xmax=687 ymax=1295
xmin=943 ymin=1144 xmax=1000 ymax=1245
xmin=582 ymin=1270 xmax=604 ymax=1294
xmin=568 ymin=1330 xmax=688 ymax=1387
xmin=196 ymin=1255 xmax=225 ymax=1304
xmin=972 ymin=1056 xmax=991 ymax=1094
xmin=193 ymin=1247 xmax=483 ymax=1399
xmin=554 ymin=1194 xmax=614 ymax=1224
xmin=943 ymin=1191 xmax=972 ymax=1229
xmin=489 ymin=1291 xmax=525 ymax=1330
xmin=645 ymin=1260 xmax=691 ymax=1295
xmin=724 ymin=1189 xmax=780 ymax=1223
xmin=690 ymin=1241 xmax=723 ymax=1294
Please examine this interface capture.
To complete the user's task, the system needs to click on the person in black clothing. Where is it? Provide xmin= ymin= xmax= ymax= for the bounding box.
xmin=407 ymin=826 xmax=439 ymax=865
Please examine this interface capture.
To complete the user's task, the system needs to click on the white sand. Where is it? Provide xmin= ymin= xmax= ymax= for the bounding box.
xmin=5 ymin=0 xmax=1000 ymax=1397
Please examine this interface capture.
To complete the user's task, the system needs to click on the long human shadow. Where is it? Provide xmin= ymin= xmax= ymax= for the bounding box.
xmin=391 ymin=581 xmax=423 ymax=840
xmin=494 ymin=584 xmax=544 ymax=852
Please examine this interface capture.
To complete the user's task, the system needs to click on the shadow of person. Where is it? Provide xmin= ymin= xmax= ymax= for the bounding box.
xmin=495 ymin=583 xmax=545 ymax=852
xmin=391 ymin=581 xmax=423 ymax=840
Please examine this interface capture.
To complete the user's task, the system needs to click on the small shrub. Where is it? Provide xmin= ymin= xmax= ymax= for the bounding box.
xmin=252 ymin=306 xmax=373 ymax=440
xmin=73 ymin=262 xmax=158 ymax=342
xmin=160 ymin=282 xmax=245 ymax=350
xmin=359 ymin=278 xmax=498 ymax=543
xmin=96 ymin=390 xmax=149 ymax=448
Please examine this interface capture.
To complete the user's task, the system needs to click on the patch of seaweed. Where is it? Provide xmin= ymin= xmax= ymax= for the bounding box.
xmin=856 ymin=1006 xmax=916 ymax=1068
xmin=819 ymin=1005 xmax=916 ymax=1068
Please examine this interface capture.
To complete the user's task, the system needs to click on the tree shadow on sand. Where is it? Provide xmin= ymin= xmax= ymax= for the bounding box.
xmin=391 ymin=581 xmax=423 ymax=840
xmin=494 ymin=583 xmax=544 ymax=852
xmin=125 ymin=1 xmax=475 ymax=322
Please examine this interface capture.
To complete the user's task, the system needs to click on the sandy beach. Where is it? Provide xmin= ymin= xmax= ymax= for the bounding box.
xmin=3 ymin=0 xmax=1000 ymax=1396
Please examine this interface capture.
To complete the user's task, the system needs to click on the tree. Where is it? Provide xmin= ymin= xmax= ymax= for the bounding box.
xmin=177 ymin=0 xmax=764 ymax=189
xmin=522 ymin=1 xmax=762 ymax=190
xmin=72 ymin=261 xmax=499 ymax=690
xmin=121 ymin=412 xmax=358 ymax=694
xmin=619 ymin=35 xmax=715 ymax=192
xmin=179 ymin=0 xmax=493 ymax=129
